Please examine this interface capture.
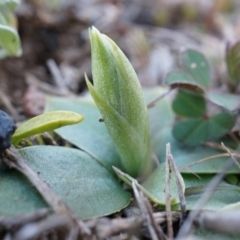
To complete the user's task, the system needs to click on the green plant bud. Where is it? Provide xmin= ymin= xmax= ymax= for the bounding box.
xmin=86 ymin=27 xmax=151 ymax=177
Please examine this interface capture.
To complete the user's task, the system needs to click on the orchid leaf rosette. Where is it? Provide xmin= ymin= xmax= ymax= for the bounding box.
xmin=85 ymin=27 xmax=152 ymax=178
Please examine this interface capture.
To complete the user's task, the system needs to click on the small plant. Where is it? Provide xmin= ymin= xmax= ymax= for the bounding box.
xmin=166 ymin=49 xmax=238 ymax=146
xmin=0 ymin=0 xmax=21 ymax=58
xmin=1 ymin=27 xmax=240 ymax=239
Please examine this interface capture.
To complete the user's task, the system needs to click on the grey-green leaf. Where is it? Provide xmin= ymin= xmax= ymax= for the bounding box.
xmin=19 ymin=146 xmax=131 ymax=219
xmin=207 ymin=92 xmax=240 ymax=112
xmin=183 ymin=174 xmax=240 ymax=210
xmin=142 ymin=163 xmax=185 ymax=205
xmin=0 ymin=162 xmax=47 ymax=216
xmin=45 ymin=97 xmax=122 ymax=171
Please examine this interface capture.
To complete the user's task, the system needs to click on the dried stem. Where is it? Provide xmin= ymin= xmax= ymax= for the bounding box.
xmin=0 ymin=209 xmax=48 ymax=230
xmin=147 ymin=88 xmax=172 ymax=108
xmin=167 ymin=143 xmax=186 ymax=226
xmin=179 ymin=152 xmax=240 ymax=171
xmin=132 ymin=182 xmax=165 ymax=240
xmin=165 ymin=144 xmax=173 ymax=239
xmin=194 ymin=210 xmax=240 ymax=234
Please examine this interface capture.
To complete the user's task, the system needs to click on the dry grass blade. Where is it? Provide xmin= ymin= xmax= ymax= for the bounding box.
xmin=132 ymin=182 xmax=166 ymax=240
xmin=47 ymin=59 xmax=70 ymax=95
xmin=221 ymin=142 xmax=240 ymax=170
xmin=25 ymin=73 xmax=69 ymax=96
xmin=165 ymin=144 xmax=173 ymax=239
xmin=177 ymin=143 xmax=238 ymax=238
xmin=179 ymin=152 xmax=240 ymax=171
xmin=167 ymin=143 xmax=186 ymax=226
xmin=147 ymin=88 xmax=172 ymax=108
xmin=86 ymin=211 xmax=180 ymax=239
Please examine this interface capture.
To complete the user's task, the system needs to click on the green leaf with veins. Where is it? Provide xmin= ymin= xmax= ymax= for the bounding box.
xmin=183 ymin=49 xmax=210 ymax=89
xmin=173 ymin=89 xmax=206 ymax=118
xmin=173 ymin=112 xmax=236 ymax=146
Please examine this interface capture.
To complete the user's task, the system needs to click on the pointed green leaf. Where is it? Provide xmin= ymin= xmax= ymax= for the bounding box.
xmin=45 ymin=96 xmax=122 ymax=171
xmin=183 ymin=49 xmax=210 ymax=89
xmin=19 ymin=146 xmax=131 ymax=219
xmin=12 ymin=111 xmax=83 ymax=145
xmin=87 ymin=27 xmax=151 ymax=177
xmin=173 ymin=89 xmax=206 ymax=118
xmin=86 ymin=77 xmax=151 ymax=177
xmin=173 ymin=113 xmax=236 ymax=146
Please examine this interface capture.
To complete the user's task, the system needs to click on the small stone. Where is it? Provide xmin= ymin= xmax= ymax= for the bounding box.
xmin=0 ymin=110 xmax=16 ymax=153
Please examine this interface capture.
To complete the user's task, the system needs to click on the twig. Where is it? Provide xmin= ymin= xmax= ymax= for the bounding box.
xmin=88 ymin=216 xmax=142 ymax=239
xmin=13 ymin=213 xmax=70 ymax=240
xmin=167 ymin=143 xmax=186 ymax=226
xmin=40 ymin=132 xmax=58 ymax=146
xmin=228 ymin=132 xmax=240 ymax=146
xmin=194 ymin=210 xmax=240 ymax=234
xmin=65 ymin=225 xmax=79 ymax=240
xmin=147 ymin=88 xmax=172 ymax=109
xmin=86 ymin=211 xmax=180 ymax=238
xmin=46 ymin=59 xmax=70 ymax=95
xmin=165 ymin=144 xmax=173 ymax=239
xmin=179 ymin=152 xmax=240 ymax=171
xmin=222 ymin=143 xmax=240 ymax=170
xmin=144 ymin=195 xmax=166 ymax=240
xmin=25 ymin=73 xmax=70 ymax=96
xmin=132 ymin=182 xmax=165 ymax=240
xmin=177 ymin=143 xmax=238 ymax=238
xmin=0 ymin=209 xmax=49 ymax=230
xmin=204 ymin=141 xmax=234 ymax=152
